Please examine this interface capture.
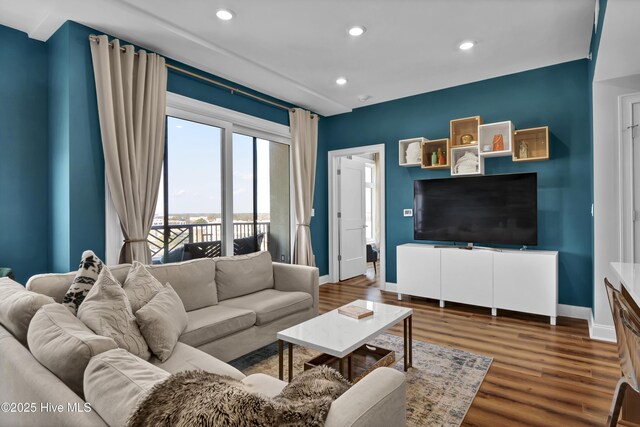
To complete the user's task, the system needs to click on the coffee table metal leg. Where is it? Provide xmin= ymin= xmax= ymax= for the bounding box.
xmin=348 ymin=355 xmax=353 ymax=381
xmin=339 ymin=357 xmax=344 ymax=377
xmin=288 ymin=342 xmax=293 ymax=382
xmin=403 ymin=317 xmax=410 ymax=371
xmin=408 ymin=314 xmax=413 ymax=368
xmin=278 ymin=340 xmax=284 ymax=380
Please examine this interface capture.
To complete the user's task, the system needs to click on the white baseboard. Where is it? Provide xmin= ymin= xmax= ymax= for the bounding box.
xmin=384 ymin=282 xmax=398 ymax=292
xmin=588 ymin=312 xmax=616 ymax=342
xmin=557 ymin=304 xmax=591 ymax=320
xmin=319 ymin=275 xmax=330 ymax=286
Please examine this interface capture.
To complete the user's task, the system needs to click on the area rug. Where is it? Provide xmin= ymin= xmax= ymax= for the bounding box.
xmin=230 ymin=334 xmax=492 ymax=427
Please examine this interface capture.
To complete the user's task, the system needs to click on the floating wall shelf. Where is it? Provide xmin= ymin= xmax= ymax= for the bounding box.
xmin=478 ymin=121 xmax=514 ymax=158
xmin=421 ymin=138 xmax=450 ymax=170
xmin=399 ymin=137 xmax=428 ymax=167
xmin=450 ymin=116 xmax=483 ymax=148
xmin=513 ymin=127 xmax=549 ymax=162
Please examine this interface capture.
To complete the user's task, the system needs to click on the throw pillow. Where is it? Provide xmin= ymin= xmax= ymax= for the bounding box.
xmin=127 ymin=370 xmax=345 ymax=427
xmin=78 ymin=267 xmax=151 ymax=360
xmin=62 ymin=250 xmax=103 ymax=315
xmin=27 ymin=303 xmax=118 ymax=397
xmin=0 ymin=278 xmax=55 ymax=346
xmin=135 ymin=284 xmax=187 ymax=362
xmin=123 ymin=261 xmax=164 ymax=313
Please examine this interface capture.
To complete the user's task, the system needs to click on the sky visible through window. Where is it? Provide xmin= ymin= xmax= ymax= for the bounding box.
xmin=157 ymin=117 xmax=271 ymax=217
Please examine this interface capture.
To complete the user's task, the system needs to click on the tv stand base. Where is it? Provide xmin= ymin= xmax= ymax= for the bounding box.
xmin=434 ymin=243 xmax=503 ymax=252
xmin=397 ymin=244 xmax=558 ymax=325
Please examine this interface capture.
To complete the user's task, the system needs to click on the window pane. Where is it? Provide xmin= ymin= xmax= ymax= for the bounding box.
xmin=365 ymin=187 xmax=373 ymax=241
xmin=365 ymin=164 xmax=373 ymax=184
xmin=259 ymin=138 xmax=290 ymax=262
xmin=233 ymin=133 xmax=256 ymax=255
xmin=151 ymin=116 xmax=222 ymax=263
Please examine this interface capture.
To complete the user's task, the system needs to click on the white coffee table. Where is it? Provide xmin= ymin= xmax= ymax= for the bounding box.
xmin=276 ymin=299 xmax=413 ymax=381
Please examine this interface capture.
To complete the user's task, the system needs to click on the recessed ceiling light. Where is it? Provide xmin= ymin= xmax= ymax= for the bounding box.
xmin=348 ymin=26 xmax=366 ymax=37
xmin=336 ymin=77 xmax=348 ymax=85
xmin=216 ymin=9 xmax=235 ymax=21
xmin=459 ymin=41 xmax=475 ymax=50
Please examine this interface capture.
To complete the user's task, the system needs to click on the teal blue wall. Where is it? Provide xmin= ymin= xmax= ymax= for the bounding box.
xmin=316 ymin=60 xmax=593 ymax=308
xmin=0 ymin=25 xmax=49 ymax=284
xmin=48 ymin=23 xmax=72 ymax=272
xmin=47 ymin=22 xmax=106 ymax=272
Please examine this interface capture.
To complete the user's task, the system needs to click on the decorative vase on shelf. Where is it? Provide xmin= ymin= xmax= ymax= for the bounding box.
xmin=431 ymin=151 xmax=437 ymax=166
xmin=405 ymin=142 xmax=421 ymax=163
xmin=519 ymin=141 xmax=529 ymax=159
xmin=492 ymin=134 xmax=504 ymax=151
xmin=437 ymin=148 xmax=446 ymax=165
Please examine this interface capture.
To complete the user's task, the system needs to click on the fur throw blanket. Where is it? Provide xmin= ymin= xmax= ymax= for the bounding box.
xmin=127 ymin=366 xmax=351 ymax=427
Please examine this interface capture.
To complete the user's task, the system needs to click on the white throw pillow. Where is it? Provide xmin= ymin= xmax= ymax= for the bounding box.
xmin=135 ymin=284 xmax=187 ymax=362
xmin=28 ymin=303 xmax=118 ymax=397
xmin=78 ymin=267 xmax=151 ymax=360
xmin=62 ymin=250 xmax=103 ymax=315
xmin=122 ymin=261 xmax=164 ymax=313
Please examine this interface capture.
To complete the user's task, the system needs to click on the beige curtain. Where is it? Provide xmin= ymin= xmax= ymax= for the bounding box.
xmin=289 ymin=108 xmax=319 ymax=266
xmin=90 ymin=35 xmax=167 ymax=264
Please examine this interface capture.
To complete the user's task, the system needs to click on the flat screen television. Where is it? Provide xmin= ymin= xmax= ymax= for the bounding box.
xmin=414 ymin=173 xmax=537 ymax=246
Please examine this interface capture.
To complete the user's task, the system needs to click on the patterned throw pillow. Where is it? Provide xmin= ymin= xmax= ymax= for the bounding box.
xmin=63 ymin=250 xmax=103 ymax=315
xmin=78 ymin=267 xmax=151 ymax=361
xmin=122 ymin=261 xmax=164 ymax=314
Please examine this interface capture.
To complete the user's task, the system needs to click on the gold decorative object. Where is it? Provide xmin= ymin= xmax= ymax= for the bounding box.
xmin=460 ymin=134 xmax=473 ymax=145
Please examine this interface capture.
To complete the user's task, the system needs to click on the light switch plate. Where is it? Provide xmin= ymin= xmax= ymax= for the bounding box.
xmin=311 ymin=208 xmax=315 ymax=217
xmin=403 ymin=209 xmax=413 ymax=217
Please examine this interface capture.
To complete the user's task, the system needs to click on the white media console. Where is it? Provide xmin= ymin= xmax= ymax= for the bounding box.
xmin=397 ymin=243 xmax=558 ymax=324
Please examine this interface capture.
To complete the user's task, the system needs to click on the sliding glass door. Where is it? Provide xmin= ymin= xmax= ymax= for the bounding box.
xmin=233 ymin=133 xmax=291 ymax=261
xmin=149 ymin=116 xmax=223 ymax=263
xmin=148 ymin=114 xmax=291 ymax=264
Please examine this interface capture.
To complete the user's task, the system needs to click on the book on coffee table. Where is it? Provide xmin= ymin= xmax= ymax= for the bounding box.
xmin=338 ymin=305 xmax=374 ymax=319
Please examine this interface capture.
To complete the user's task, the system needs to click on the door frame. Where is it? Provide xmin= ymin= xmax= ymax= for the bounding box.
xmin=619 ymin=92 xmax=640 ymax=263
xmin=328 ymin=144 xmax=386 ymax=288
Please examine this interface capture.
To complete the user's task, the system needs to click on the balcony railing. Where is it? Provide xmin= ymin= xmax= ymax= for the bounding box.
xmin=148 ymin=222 xmax=270 ymax=260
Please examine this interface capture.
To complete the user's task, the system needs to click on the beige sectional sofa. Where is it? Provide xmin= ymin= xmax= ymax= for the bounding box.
xmin=27 ymin=253 xmax=318 ymax=362
xmin=0 ymin=252 xmax=407 ymax=427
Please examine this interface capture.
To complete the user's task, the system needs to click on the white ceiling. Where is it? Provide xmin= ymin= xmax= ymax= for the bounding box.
xmin=594 ymin=0 xmax=640 ymax=82
xmin=0 ymin=0 xmax=596 ymax=116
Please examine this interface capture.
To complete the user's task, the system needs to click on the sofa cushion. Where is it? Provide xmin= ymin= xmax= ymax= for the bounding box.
xmin=0 ymin=278 xmax=55 ymax=346
xmin=27 ymin=303 xmax=118 ymax=397
xmin=123 ymin=261 xmax=164 ymax=313
xmin=215 ymin=251 xmax=274 ymax=301
xmin=78 ymin=267 xmax=151 ymax=360
xmin=219 ymin=289 xmax=313 ymax=326
xmin=135 ymin=284 xmax=187 ymax=362
xmin=26 ymin=264 xmax=131 ymax=303
xmin=179 ymin=305 xmax=256 ymax=347
xmin=150 ymin=342 xmax=245 ymax=380
xmin=84 ymin=349 xmax=170 ymax=427
xmin=62 ymin=250 xmax=104 ymax=315
xmin=146 ymin=258 xmax=217 ymax=311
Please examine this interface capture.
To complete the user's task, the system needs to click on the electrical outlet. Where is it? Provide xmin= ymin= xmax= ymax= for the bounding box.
xmin=403 ymin=209 xmax=413 ymax=217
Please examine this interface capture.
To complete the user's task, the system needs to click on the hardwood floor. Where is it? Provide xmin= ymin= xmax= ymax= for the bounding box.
xmin=319 ymin=276 xmax=623 ymax=426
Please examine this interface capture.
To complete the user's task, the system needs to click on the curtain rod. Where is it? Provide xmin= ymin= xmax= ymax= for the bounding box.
xmin=88 ymin=34 xmax=311 ymax=115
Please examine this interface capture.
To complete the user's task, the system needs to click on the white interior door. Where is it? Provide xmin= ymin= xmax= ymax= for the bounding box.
xmin=633 ymin=101 xmax=640 ymax=262
xmin=338 ymin=157 xmax=367 ymax=280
